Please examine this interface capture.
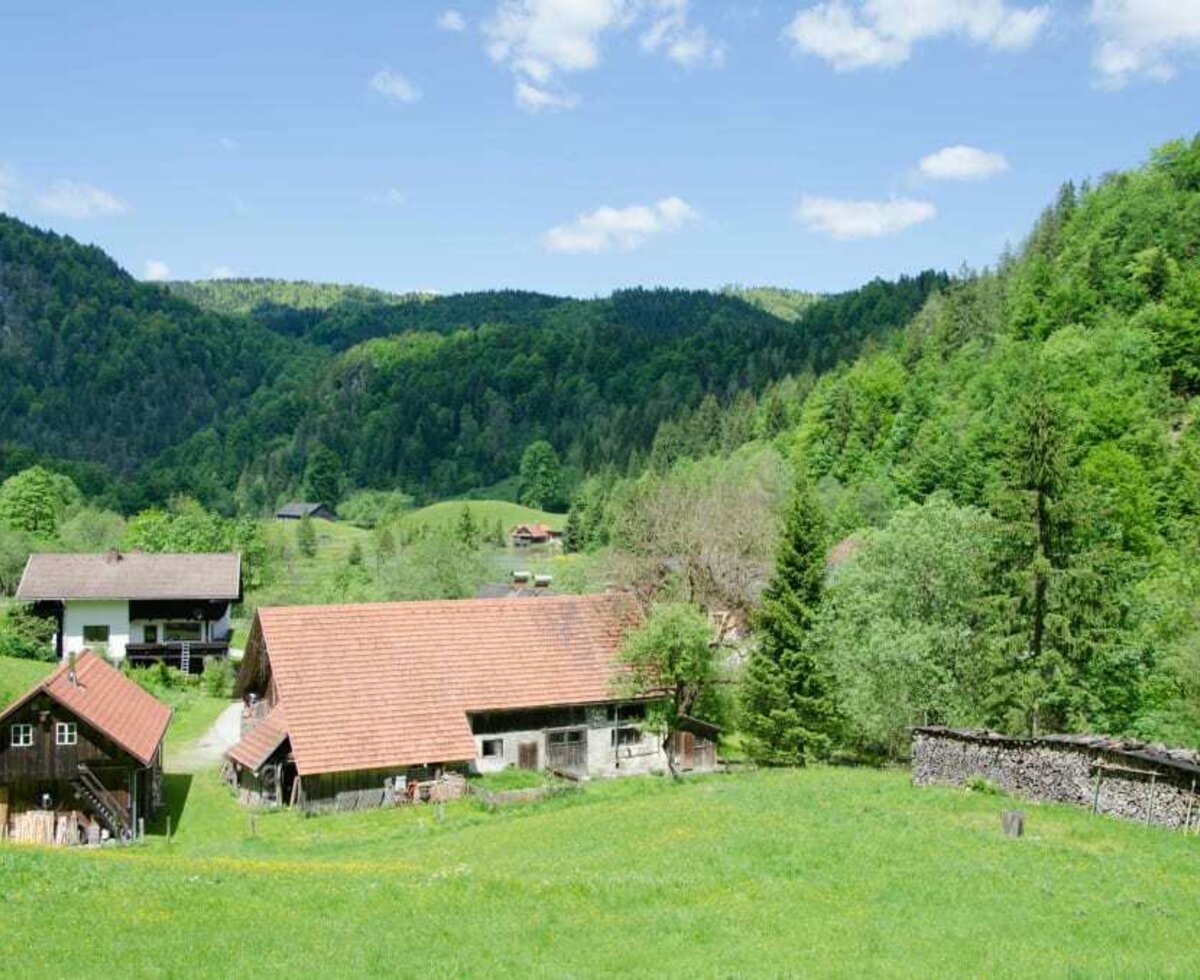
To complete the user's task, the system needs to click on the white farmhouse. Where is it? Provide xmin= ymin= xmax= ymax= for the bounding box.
xmin=16 ymin=550 xmax=241 ymax=674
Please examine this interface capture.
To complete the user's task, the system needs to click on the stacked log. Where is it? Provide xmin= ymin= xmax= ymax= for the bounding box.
xmin=913 ymin=727 xmax=1200 ymax=831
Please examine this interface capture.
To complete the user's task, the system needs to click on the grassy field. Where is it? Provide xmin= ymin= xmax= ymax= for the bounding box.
xmin=0 ymin=653 xmax=54 ymax=705
xmin=399 ymin=499 xmax=566 ymax=536
xmin=3 ymin=756 xmax=1200 ymax=976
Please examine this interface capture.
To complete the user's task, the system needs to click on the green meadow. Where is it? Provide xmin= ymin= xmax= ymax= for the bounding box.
xmin=2 ymin=690 xmax=1199 ymax=977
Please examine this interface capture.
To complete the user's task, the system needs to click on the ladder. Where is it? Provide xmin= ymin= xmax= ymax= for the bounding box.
xmin=179 ymin=641 xmax=191 ymax=674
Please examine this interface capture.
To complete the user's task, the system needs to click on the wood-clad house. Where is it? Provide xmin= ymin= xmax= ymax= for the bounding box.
xmin=0 ymin=651 xmax=171 ymax=842
xmin=16 ymin=550 xmax=242 ymax=672
xmin=508 ymin=523 xmax=562 ymax=548
xmin=226 ymin=592 xmax=717 ymax=810
xmin=275 ymin=501 xmax=337 ymax=521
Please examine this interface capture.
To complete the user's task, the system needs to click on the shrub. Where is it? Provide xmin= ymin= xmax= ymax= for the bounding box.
xmin=202 ymin=658 xmax=235 ymax=698
xmin=965 ymin=775 xmax=1003 ymax=796
xmin=0 ymin=605 xmax=57 ymax=661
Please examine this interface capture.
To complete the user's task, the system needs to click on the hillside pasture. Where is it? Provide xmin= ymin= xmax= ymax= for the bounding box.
xmin=2 ymin=764 xmax=1199 ymax=976
xmin=399 ymin=499 xmax=565 ymax=537
xmin=0 ymin=653 xmax=54 ymax=705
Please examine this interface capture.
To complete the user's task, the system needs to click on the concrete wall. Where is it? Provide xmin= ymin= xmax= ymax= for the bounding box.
xmin=62 ymin=600 xmax=130 ymax=660
xmin=913 ymin=729 xmax=1200 ymax=830
xmin=470 ymin=720 xmax=669 ymax=779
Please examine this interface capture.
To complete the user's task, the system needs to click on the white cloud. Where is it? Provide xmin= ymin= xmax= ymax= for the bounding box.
xmin=218 ymin=136 xmax=238 ymax=150
xmin=34 ymin=180 xmax=127 ymax=218
xmin=918 ymin=144 xmax=1010 ymax=180
xmin=0 ymin=166 xmax=18 ymax=212
xmin=369 ymin=68 xmax=422 ymax=103
xmin=1090 ymin=0 xmax=1200 ymax=88
xmin=438 ymin=9 xmax=467 ymax=31
xmin=142 ymin=260 xmax=171 ymax=281
xmin=796 ymin=195 xmax=935 ymax=239
xmin=209 ymin=265 xmax=235 ymax=280
xmin=484 ymin=0 xmax=724 ymax=111
xmin=370 ymin=187 xmax=407 ymax=207
xmin=542 ymin=195 xmax=700 ymax=253
xmin=783 ymin=0 xmax=1049 ymax=71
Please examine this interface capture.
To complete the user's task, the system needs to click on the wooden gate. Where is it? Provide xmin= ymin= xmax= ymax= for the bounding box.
xmin=518 ymin=741 xmax=539 ymax=770
xmin=547 ymin=729 xmax=587 ymax=774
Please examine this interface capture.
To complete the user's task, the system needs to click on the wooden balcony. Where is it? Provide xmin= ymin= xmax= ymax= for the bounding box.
xmin=124 ymin=641 xmax=230 ymax=675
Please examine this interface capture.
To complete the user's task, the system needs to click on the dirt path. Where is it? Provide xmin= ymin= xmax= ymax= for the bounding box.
xmin=170 ymin=703 xmax=243 ymax=773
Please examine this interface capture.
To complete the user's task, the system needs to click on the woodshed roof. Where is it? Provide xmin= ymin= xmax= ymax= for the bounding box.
xmin=275 ymin=502 xmax=333 ymax=519
xmin=0 ymin=651 xmax=172 ymax=766
xmin=233 ymin=592 xmax=639 ymax=776
xmin=16 ymin=551 xmax=241 ymax=601
xmin=227 ymin=706 xmax=289 ymax=771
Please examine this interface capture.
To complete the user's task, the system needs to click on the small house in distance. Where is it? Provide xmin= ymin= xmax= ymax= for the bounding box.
xmin=226 ymin=592 xmax=717 ymax=810
xmin=509 ymin=522 xmax=562 ymax=548
xmin=0 ymin=651 xmax=171 ymax=843
xmin=16 ymin=551 xmax=241 ymax=672
xmin=275 ymin=501 xmax=337 ymax=522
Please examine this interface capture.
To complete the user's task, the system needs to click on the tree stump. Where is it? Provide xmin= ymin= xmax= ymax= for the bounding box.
xmin=1001 ymin=809 xmax=1025 ymax=838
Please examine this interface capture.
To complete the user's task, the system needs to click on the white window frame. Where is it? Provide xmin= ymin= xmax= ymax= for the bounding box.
xmin=55 ymin=722 xmax=78 ymax=746
xmin=10 ymin=723 xmax=33 ymax=748
xmin=481 ymin=737 xmax=504 ymax=759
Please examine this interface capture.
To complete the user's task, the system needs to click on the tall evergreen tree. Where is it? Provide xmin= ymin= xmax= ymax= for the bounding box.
xmin=518 ymin=441 xmax=563 ymax=510
xmin=741 ymin=478 xmax=837 ymax=763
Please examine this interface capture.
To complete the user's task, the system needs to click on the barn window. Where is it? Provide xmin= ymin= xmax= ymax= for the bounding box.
xmin=481 ymin=738 xmax=503 ymax=758
xmin=56 ymin=722 xmax=77 ymax=746
xmin=82 ymin=625 xmax=110 ymax=644
xmin=10 ymin=723 xmax=33 ymax=747
xmin=611 ymin=727 xmax=641 ymax=747
xmin=164 ymin=622 xmax=202 ymax=642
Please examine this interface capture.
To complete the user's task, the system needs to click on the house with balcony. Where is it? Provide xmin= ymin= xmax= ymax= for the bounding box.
xmin=16 ymin=550 xmax=242 ymax=674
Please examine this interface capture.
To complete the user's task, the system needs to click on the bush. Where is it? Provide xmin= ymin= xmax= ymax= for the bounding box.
xmin=965 ymin=775 xmax=1003 ymax=796
xmin=0 ymin=605 xmax=57 ymax=661
xmin=202 ymin=658 xmax=235 ymax=698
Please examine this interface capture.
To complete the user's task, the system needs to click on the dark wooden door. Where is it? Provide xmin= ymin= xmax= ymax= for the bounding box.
xmin=518 ymin=741 xmax=539 ymax=770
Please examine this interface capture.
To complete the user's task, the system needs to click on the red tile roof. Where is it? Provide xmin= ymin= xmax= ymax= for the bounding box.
xmin=0 ymin=651 xmax=171 ymax=765
xmin=17 ymin=551 xmax=241 ymax=601
xmin=240 ymin=592 xmax=639 ymax=776
xmin=227 ymin=706 xmax=288 ymax=771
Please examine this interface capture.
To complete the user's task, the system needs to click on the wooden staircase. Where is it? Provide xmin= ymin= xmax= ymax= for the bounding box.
xmin=71 ymin=764 xmax=130 ymax=838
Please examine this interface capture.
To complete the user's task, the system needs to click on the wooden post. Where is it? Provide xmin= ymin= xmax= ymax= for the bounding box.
xmin=1145 ymin=773 xmax=1158 ymax=828
xmin=166 ymin=814 xmax=172 ymax=845
xmin=1001 ymin=809 xmax=1025 ymax=838
xmin=1091 ymin=767 xmax=1103 ymax=815
xmin=1184 ymin=778 xmax=1195 ymax=834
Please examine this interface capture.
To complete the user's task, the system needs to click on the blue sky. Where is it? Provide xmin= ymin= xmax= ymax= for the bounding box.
xmin=1 ymin=1 xmax=1197 ymax=296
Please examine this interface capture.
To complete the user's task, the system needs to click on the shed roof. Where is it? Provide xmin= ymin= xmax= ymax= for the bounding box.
xmin=276 ymin=502 xmax=333 ymax=519
xmin=16 ymin=552 xmax=241 ymax=601
xmin=235 ymin=592 xmax=639 ymax=776
xmin=0 ymin=651 xmax=171 ymax=766
xmin=227 ymin=706 xmax=289 ymax=771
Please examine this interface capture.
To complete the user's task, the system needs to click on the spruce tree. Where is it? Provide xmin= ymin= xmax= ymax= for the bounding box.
xmin=741 ymin=478 xmax=837 ymax=763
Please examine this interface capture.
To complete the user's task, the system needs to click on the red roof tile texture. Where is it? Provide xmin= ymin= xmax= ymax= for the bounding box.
xmin=227 ymin=706 xmax=288 ymax=771
xmin=251 ymin=592 xmax=639 ymax=776
xmin=0 ymin=651 xmax=171 ymax=765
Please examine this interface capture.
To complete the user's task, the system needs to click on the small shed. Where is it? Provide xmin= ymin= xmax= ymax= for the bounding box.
xmin=0 ymin=651 xmax=171 ymax=843
xmin=275 ymin=502 xmax=338 ymax=522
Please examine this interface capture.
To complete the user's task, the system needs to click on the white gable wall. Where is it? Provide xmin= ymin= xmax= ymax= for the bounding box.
xmin=61 ymin=600 xmax=131 ymax=661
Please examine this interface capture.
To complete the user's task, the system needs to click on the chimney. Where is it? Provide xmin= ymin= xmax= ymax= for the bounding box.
xmin=67 ymin=651 xmax=77 ymax=687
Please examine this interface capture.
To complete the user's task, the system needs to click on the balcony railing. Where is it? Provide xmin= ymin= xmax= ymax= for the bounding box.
xmin=125 ymin=641 xmax=230 ymax=674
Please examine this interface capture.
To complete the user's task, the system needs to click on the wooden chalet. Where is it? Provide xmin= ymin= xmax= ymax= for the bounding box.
xmin=226 ymin=592 xmax=717 ymax=811
xmin=16 ymin=550 xmax=241 ymax=673
xmin=0 ymin=651 xmax=171 ymax=844
xmin=275 ymin=501 xmax=337 ymax=521
xmin=509 ymin=523 xmax=562 ymax=548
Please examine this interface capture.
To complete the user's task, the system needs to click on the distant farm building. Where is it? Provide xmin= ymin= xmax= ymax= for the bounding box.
xmin=16 ymin=551 xmax=241 ymax=673
xmin=509 ymin=523 xmax=561 ymax=548
xmin=225 ymin=593 xmax=716 ymax=810
xmin=0 ymin=651 xmax=170 ymax=844
xmin=275 ymin=501 xmax=338 ymax=521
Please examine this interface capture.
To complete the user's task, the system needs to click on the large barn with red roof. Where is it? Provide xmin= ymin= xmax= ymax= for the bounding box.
xmin=226 ymin=592 xmax=716 ymax=810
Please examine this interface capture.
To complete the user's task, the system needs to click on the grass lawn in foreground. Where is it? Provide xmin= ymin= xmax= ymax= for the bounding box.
xmin=3 ymin=766 xmax=1199 ymax=977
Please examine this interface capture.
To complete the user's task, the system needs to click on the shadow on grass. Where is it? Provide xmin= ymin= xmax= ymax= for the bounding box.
xmin=147 ymin=773 xmax=193 ymax=837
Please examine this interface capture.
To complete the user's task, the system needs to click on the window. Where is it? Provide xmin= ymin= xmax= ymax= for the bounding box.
xmin=10 ymin=724 xmax=33 ymax=748
xmin=164 ymin=622 xmax=202 ymax=642
xmin=55 ymin=722 xmax=77 ymax=746
xmin=82 ymin=625 xmax=110 ymax=644
xmin=481 ymin=738 xmax=503 ymax=759
xmin=143 ymin=625 xmax=158 ymax=644
xmin=611 ymin=727 xmax=641 ymax=748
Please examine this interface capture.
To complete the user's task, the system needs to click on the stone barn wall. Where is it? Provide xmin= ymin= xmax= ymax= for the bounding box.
xmin=912 ymin=727 xmax=1200 ymax=831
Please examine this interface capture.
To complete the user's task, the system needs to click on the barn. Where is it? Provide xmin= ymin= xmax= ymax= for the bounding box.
xmin=226 ymin=592 xmax=717 ymax=810
xmin=0 ymin=651 xmax=171 ymax=844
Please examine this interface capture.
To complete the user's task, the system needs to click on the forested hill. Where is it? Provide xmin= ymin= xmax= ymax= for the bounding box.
xmin=0 ymin=217 xmax=300 ymax=475
xmin=145 ymin=274 xmax=945 ymax=507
